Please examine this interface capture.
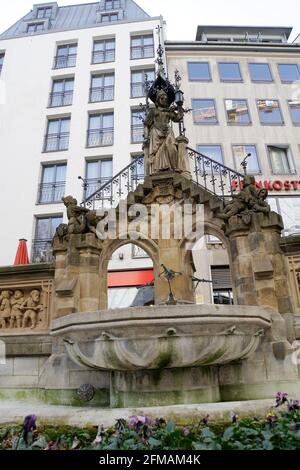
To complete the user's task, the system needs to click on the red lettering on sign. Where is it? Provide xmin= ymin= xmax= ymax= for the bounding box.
xmin=273 ymin=180 xmax=283 ymax=190
xmin=284 ymin=180 xmax=291 ymax=190
xmin=264 ymin=181 xmax=273 ymax=190
xmin=291 ymin=181 xmax=299 ymax=190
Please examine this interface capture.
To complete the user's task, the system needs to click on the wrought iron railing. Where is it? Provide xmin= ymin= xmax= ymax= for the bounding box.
xmin=48 ymin=90 xmax=73 ymax=107
xmin=53 ymin=54 xmax=77 ymax=69
xmin=85 ymin=156 xmax=144 ymax=209
xmin=44 ymin=133 xmax=69 ymax=152
xmin=187 ymin=147 xmax=243 ymax=199
xmin=38 ymin=182 xmax=66 ymax=204
xmin=31 ymin=239 xmax=53 ymax=263
xmin=85 ymin=177 xmax=113 ymax=200
xmin=92 ymin=49 xmax=115 ymax=64
xmin=84 ymin=148 xmax=243 ymax=209
xmin=89 ymin=86 xmax=114 ymax=102
xmin=87 ymin=128 xmax=114 ymax=148
xmin=130 ymin=45 xmax=154 ymax=60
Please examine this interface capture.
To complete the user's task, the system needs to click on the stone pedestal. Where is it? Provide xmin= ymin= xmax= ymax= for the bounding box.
xmin=53 ymin=233 xmax=103 ymax=317
xmin=227 ymin=212 xmax=295 ymax=341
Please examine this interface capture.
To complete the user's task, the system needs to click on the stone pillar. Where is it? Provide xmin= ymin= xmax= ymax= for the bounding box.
xmin=227 ymin=211 xmax=295 ymax=341
xmin=176 ymin=135 xmax=191 ymax=179
xmin=53 ymin=233 xmax=103 ymax=317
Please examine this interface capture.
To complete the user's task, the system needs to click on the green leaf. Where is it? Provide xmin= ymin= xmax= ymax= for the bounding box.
xmin=223 ymin=427 xmax=234 ymax=441
xmin=263 ymin=440 xmax=274 ymax=450
xmin=202 ymin=427 xmax=216 ymax=439
xmin=148 ymin=436 xmax=161 ymax=448
xmin=166 ymin=421 xmax=176 ymax=433
xmin=262 ymin=430 xmax=272 ymax=440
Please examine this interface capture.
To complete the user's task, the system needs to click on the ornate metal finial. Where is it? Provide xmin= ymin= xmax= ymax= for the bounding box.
xmin=159 ymin=264 xmax=182 ymax=305
xmin=155 ymin=25 xmax=166 ymax=78
xmin=174 ymin=69 xmax=182 ymax=91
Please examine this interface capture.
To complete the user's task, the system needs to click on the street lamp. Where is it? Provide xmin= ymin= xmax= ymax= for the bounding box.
xmin=240 ymin=153 xmax=252 ymax=175
xmin=78 ymin=175 xmax=88 ymax=208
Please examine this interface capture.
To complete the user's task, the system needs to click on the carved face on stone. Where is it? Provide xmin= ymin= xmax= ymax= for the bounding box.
xmin=156 ymin=91 xmax=169 ymax=108
xmin=258 ymin=189 xmax=268 ymax=200
xmin=14 ymin=290 xmax=24 ymax=299
xmin=1 ymin=291 xmax=11 ymax=299
xmin=62 ymin=196 xmax=77 ymax=206
xmin=31 ymin=290 xmax=40 ymax=303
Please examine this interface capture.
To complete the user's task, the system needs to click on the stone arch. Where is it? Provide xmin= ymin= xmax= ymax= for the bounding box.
xmin=99 ymin=237 xmax=159 ymax=310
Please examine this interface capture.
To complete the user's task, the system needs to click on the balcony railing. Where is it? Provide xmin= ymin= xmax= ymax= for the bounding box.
xmin=44 ymin=133 xmax=69 ymax=152
xmin=49 ymin=91 xmax=73 ymax=107
xmin=38 ymin=182 xmax=66 ymax=204
xmin=31 ymin=239 xmax=53 ymax=263
xmin=131 ymin=125 xmax=144 ymax=143
xmin=85 ymin=177 xmax=113 ymax=200
xmin=92 ymin=50 xmax=115 ymax=64
xmin=87 ymin=128 xmax=114 ymax=147
xmin=53 ymin=54 xmax=77 ymax=69
xmin=89 ymin=86 xmax=114 ymax=102
xmin=130 ymin=45 xmax=154 ymax=60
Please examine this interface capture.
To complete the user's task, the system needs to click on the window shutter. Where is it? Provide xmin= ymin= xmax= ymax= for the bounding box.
xmin=211 ymin=267 xmax=232 ymax=289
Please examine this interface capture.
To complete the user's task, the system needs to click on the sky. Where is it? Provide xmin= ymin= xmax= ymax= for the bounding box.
xmin=0 ymin=0 xmax=300 ymax=42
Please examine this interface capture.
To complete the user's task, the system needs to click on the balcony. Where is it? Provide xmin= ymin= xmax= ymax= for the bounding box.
xmin=130 ymin=45 xmax=154 ymax=60
xmin=131 ymin=125 xmax=144 ymax=143
xmin=89 ymin=86 xmax=114 ymax=103
xmin=44 ymin=133 xmax=69 ymax=152
xmin=38 ymin=182 xmax=66 ymax=204
xmin=49 ymin=91 xmax=73 ymax=107
xmin=85 ymin=177 xmax=112 ymax=199
xmin=87 ymin=128 xmax=114 ymax=147
xmin=31 ymin=239 xmax=53 ymax=263
xmin=53 ymin=54 xmax=77 ymax=69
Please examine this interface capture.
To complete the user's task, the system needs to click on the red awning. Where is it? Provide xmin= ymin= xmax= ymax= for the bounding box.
xmin=108 ymin=270 xmax=154 ymax=287
xmin=14 ymin=239 xmax=30 ymax=265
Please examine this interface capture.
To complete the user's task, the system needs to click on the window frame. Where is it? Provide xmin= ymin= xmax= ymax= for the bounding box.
xmin=36 ymin=7 xmax=52 ymax=18
xmin=44 ymin=117 xmax=71 ymax=152
xmin=218 ymin=62 xmax=243 ymax=82
xmin=256 ymin=99 xmax=284 ymax=126
xmin=87 ymin=112 xmax=114 ymax=148
xmin=53 ymin=43 xmax=77 ymax=69
xmin=192 ymin=98 xmax=219 ymax=125
xmin=27 ymin=22 xmax=44 ymax=33
xmin=187 ymin=61 xmax=212 ymax=82
xmin=130 ymin=67 xmax=155 ymax=98
xmin=232 ymin=144 xmax=261 ymax=175
xmin=266 ymin=144 xmax=296 ymax=175
xmin=89 ymin=73 xmax=115 ymax=103
xmin=196 ymin=144 xmax=224 ymax=167
xmin=130 ymin=34 xmax=154 ymax=60
xmin=0 ymin=53 xmax=4 ymax=74
xmin=49 ymin=77 xmax=74 ymax=108
xmin=278 ymin=63 xmax=300 ymax=83
xmin=248 ymin=62 xmax=273 ymax=83
xmin=104 ymin=0 xmax=121 ymax=10
xmin=92 ymin=38 xmax=115 ymax=64
xmin=224 ymin=98 xmax=252 ymax=125
xmin=287 ymin=99 xmax=300 ymax=126
xmin=85 ymin=158 xmax=113 ymax=199
xmin=131 ymin=109 xmax=145 ymax=143
xmin=38 ymin=163 xmax=67 ymax=204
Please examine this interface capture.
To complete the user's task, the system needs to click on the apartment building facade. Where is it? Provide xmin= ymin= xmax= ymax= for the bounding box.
xmin=0 ymin=1 xmax=161 ymax=287
xmin=166 ymin=26 xmax=300 ymax=304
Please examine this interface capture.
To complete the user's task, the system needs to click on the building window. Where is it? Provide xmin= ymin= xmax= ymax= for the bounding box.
xmin=92 ymin=39 xmax=115 ymax=64
xmin=257 ymin=100 xmax=284 ymax=125
xmin=85 ymin=159 xmax=113 ymax=198
xmin=225 ymin=99 xmax=251 ymax=124
xmin=44 ymin=117 xmax=70 ymax=152
xmin=101 ymin=13 xmax=118 ymax=22
xmin=218 ymin=62 xmax=242 ymax=81
xmin=196 ymin=145 xmax=224 ymax=167
xmin=27 ymin=23 xmax=44 ymax=33
xmin=89 ymin=74 xmax=114 ymax=102
xmin=249 ymin=63 xmax=273 ymax=82
xmin=278 ymin=64 xmax=300 ymax=83
xmin=131 ymin=68 xmax=155 ymax=98
xmin=131 ymin=110 xmax=144 ymax=143
xmin=87 ymin=113 xmax=114 ymax=147
xmin=49 ymin=78 xmax=74 ymax=107
xmin=267 ymin=145 xmax=295 ymax=174
xmin=36 ymin=7 xmax=52 ymax=18
xmin=131 ymin=34 xmax=154 ymax=59
xmin=132 ymin=245 xmax=149 ymax=259
xmin=131 ymin=155 xmax=144 ymax=187
xmin=268 ymin=197 xmax=300 ymax=235
xmin=211 ymin=266 xmax=233 ymax=305
xmin=53 ymin=44 xmax=77 ymax=69
xmin=192 ymin=99 xmax=218 ymax=124
xmin=32 ymin=216 xmax=63 ymax=263
xmin=38 ymin=164 xmax=67 ymax=204
xmin=0 ymin=53 xmax=4 ymax=74
xmin=232 ymin=145 xmax=260 ymax=174
xmin=188 ymin=62 xmax=211 ymax=81
xmin=104 ymin=0 xmax=121 ymax=9
xmin=288 ymin=100 xmax=300 ymax=125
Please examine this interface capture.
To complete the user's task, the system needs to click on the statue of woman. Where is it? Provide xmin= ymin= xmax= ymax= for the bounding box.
xmin=143 ymin=89 xmax=184 ymax=175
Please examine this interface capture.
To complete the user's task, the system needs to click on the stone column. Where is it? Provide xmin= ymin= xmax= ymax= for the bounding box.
xmin=226 ymin=211 xmax=295 ymax=341
xmin=53 ymin=233 xmax=103 ymax=317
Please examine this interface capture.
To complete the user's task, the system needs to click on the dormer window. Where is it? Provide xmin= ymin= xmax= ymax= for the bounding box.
xmin=104 ymin=0 xmax=121 ymax=10
xmin=37 ymin=7 xmax=52 ymax=18
xmin=101 ymin=13 xmax=118 ymax=22
xmin=27 ymin=23 xmax=44 ymax=33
